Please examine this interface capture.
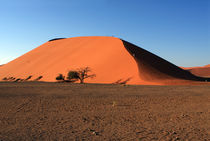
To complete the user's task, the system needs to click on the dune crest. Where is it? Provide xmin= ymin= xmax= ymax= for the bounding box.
xmin=0 ymin=36 xmax=209 ymax=84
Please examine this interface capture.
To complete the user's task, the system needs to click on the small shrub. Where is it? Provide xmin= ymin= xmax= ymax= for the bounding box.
xmin=67 ymin=71 xmax=79 ymax=82
xmin=14 ymin=78 xmax=21 ymax=82
xmin=34 ymin=76 xmax=43 ymax=81
xmin=25 ymin=75 xmax=32 ymax=81
xmin=2 ymin=77 xmax=7 ymax=81
xmin=56 ymin=74 xmax=65 ymax=81
xmin=113 ymin=77 xmax=132 ymax=85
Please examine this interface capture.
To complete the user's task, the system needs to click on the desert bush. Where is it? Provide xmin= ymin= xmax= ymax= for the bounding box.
xmin=2 ymin=77 xmax=8 ymax=81
xmin=67 ymin=71 xmax=79 ymax=82
xmin=56 ymin=74 xmax=65 ymax=81
xmin=8 ymin=77 xmax=13 ymax=81
xmin=14 ymin=78 xmax=22 ymax=82
xmin=113 ymin=77 xmax=132 ymax=85
xmin=34 ymin=76 xmax=43 ymax=81
xmin=3 ymin=77 xmax=16 ymax=81
xmin=25 ymin=75 xmax=32 ymax=81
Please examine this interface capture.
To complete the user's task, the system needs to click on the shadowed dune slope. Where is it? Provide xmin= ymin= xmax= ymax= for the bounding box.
xmin=122 ymin=40 xmax=210 ymax=82
xmin=0 ymin=36 xmax=209 ymax=84
xmin=182 ymin=64 xmax=210 ymax=77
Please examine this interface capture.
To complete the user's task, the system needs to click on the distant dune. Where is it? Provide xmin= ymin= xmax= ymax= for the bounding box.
xmin=183 ymin=65 xmax=210 ymax=77
xmin=0 ymin=36 xmax=209 ymax=85
xmin=204 ymin=64 xmax=210 ymax=67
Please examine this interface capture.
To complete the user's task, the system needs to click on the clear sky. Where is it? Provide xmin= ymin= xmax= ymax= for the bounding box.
xmin=0 ymin=0 xmax=209 ymax=67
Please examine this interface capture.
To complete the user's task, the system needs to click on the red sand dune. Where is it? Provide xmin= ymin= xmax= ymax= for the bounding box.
xmin=204 ymin=64 xmax=210 ymax=67
xmin=184 ymin=65 xmax=210 ymax=77
xmin=0 ymin=36 xmax=209 ymax=85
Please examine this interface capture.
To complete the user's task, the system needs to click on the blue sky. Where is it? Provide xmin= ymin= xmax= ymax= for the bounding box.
xmin=0 ymin=0 xmax=209 ymax=67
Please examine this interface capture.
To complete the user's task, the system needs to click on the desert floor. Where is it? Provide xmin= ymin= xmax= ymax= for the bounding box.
xmin=0 ymin=82 xmax=209 ymax=140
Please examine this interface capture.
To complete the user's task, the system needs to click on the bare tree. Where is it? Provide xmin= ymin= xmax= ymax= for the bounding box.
xmin=76 ymin=67 xmax=96 ymax=83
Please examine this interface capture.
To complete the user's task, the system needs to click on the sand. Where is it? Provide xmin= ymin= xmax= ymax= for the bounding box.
xmin=205 ymin=64 xmax=210 ymax=67
xmin=0 ymin=36 xmax=209 ymax=85
xmin=184 ymin=65 xmax=210 ymax=77
xmin=0 ymin=37 xmax=141 ymax=84
xmin=122 ymin=40 xmax=210 ymax=83
xmin=0 ymin=82 xmax=209 ymax=140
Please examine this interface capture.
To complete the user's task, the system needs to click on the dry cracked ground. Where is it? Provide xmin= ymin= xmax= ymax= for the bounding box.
xmin=0 ymin=82 xmax=209 ymax=140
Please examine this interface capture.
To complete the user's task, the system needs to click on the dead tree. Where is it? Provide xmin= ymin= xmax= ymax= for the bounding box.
xmin=76 ymin=67 xmax=96 ymax=83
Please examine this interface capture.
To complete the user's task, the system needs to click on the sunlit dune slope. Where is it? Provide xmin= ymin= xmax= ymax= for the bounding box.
xmin=0 ymin=36 xmax=209 ymax=84
xmin=0 ymin=37 xmax=142 ymax=84
xmin=205 ymin=64 xmax=210 ymax=67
